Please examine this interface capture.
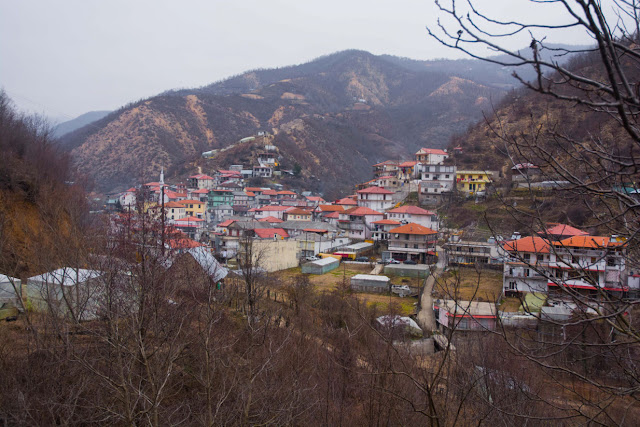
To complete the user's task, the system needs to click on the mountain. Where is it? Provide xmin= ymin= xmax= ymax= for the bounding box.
xmin=60 ymin=50 xmax=529 ymax=196
xmin=52 ymin=110 xmax=111 ymax=138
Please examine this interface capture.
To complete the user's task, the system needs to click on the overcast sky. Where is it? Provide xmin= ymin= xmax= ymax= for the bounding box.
xmin=0 ymin=0 xmax=596 ymax=121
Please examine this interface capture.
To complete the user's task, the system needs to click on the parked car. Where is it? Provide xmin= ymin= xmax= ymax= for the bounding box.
xmin=403 ymin=259 xmax=417 ymax=265
xmin=355 ymin=256 xmax=369 ymax=263
xmin=388 ymin=259 xmax=401 ymax=264
xmin=392 ymin=285 xmax=410 ymax=292
xmin=305 ymin=256 xmax=320 ymax=261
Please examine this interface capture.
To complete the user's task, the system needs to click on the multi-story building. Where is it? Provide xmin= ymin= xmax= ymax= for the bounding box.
xmin=373 ymin=160 xmax=399 ymax=178
xmin=188 ymin=174 xmax=215 ymax=190
xmin=386 ymin=205 xmax=439 ymax=231
xmin=371 ymin=219 xmax=401 ymax=241
xmin=208 ymin=189 xmax=234 ymax=209
xmin=456 ymin=170 xmax=493 ymax=196
xmin=356 ymin=186 xmax=395 ymax=212
xmin=337 ymin=207 xmax=384 ymax=240
xmin=415 ymin=148 xmax=448 ymax=165
xmin=417 ymin=164 xmax=456 ymax=205
xmin=502 ymin=234 xmax=629 ymax=298
xmin=179 ymin=199 xmax=206 ymax=219
xmin=387 ymin=223 xmax=437 ymax=263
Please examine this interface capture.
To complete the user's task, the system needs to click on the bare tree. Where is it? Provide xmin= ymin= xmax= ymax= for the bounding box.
xmin=428 ymin=0 xmax=640 ymax=423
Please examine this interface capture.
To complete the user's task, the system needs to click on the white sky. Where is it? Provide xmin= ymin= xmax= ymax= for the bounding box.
xmin=0 ymin=0 xmax=597 ymax=121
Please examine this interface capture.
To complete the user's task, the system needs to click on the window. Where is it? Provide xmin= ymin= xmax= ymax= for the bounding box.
xmin=445 ymin=174 xmax=450 ymax=178
xmin=414 ymin=244 xmax=419 ymax=249
xmin=524 ymin=268 xmax=530 ymax=277
xmin=607 ymin=257 xmax=616 ymax=267
xmin=523 ymin=253 xmax=530 ymax=262
xmin=508 ymin=281 xmax=517 ymax=290
xmin=404 ymin=243 xmax=408 ymax=248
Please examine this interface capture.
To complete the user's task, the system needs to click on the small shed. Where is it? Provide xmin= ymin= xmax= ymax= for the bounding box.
xmin=0 ymin=274 xmax=21 ymax=305
xmin=350 ymin=274 xmax=390 ymax=293
xmin=384 ymin=264 xmax=430 ymax=278
xmin=26 ymin=268 xmax=104 ymax=321
xmin=302 ymin=257 xmax=339 ymax=275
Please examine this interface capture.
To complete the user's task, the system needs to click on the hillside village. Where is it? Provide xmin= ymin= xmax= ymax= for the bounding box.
xmin=39 ymin=137 xmax=628 ymax=338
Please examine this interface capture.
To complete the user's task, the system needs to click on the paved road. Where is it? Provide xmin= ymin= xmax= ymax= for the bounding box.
xmin=416 ymin=246 xmax=446 ymax=333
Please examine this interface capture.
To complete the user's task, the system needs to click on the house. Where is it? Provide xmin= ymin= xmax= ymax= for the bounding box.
xmin=388 ymin=223 xmax=437 ymax=263
xmin=435 ymin=299 xmax=498 ymax=331
xmin=283 ymin=208 xmax=312 ymax=221
xmin=188 ymin=174 xmax=215 ymax=190
xmin=276 ymin=190 xmax=297 ymax=200
xmin=208 ymin=189 xmax=234 ymax=209
xmin=456 ymin=171 xmax=493 ymax=196
xmin=502 ymin=236 xmax=551 ymax=295
xmin=415 ymin=148 xmax=448 ymax=165
xmin=335 ymin=197 xmax=358 ymax=207
xmin=357 ymin=186 xmax=395 ymax=212
xmin=26 ymin=268 xmax=105 ymax=321
xmin=179 ymin=199 xmax=206 ymax=219
xmin=188 ymin=188 xmax=209 ymax=202
xmin=511 ymin=163 xmax=542 ymax=186
xmin=547 ymin=235 xmax=627 ymax=296
xmin=119 ymin=188 xmax=137 ymax=210
xmin=371 ymin=219 xmax=401 ymax=241
xmin=252 ymin=228 xmax=289 ymax=240
xmin=174 ymin=216 xmax=206 ymax=240
xmin=374 ymin=176 xmax=401 ymax=190
xmin=397 ymin=161 xmax=418 ymax=181
xmin=252 ymin=205 xmax=291 ymax=220
xmin=258 ymin=216 xmax=284 ymax=224
xmin=239 ymin=239 xmax=299 ymax=272
xmin=338 ymin=206 xmax=384 ymax=240
xmin=373 ymin=160 xmax=399 ymax=178
xmin=445 ymin=230 xmax=505 ymax=265
xmin=387 ymin=205 xmax=439 ymax=231
xmin=253 ymin=164 xmax=273 ymax=178
xmin=211 ymin=204 xmax=233 ymax=221
xmin=165 ymin=201 xmax=187 ymax=222
xmin=278 ymin=220 xmax=339 ymax=239
xmin=257 ymin=151 xmax=277 ymax=165
xmin=543 ymin=223 xmax=588 ymax=241
xmin=417 ymin=164 xmax=456 ymax=205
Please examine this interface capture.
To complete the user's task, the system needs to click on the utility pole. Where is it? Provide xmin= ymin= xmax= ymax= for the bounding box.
xmin=160 ymin=166 xmax=165 ymax=256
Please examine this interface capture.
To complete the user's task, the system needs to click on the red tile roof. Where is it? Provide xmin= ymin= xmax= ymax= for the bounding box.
xmin=325 ymin=212 xmax=341 ymax=219
xmin=179 ymin=199 xmax=205 ymax=205
xmin=544 ymin=224 xmax=588 ymax=237
xmin=254 ymin=228 xmax=289 ymax=239
xmin=554 ymin=236 xmax=625 ymax=249
xmin=357 ymin=186 xmax=394 ymax=194
xmin=258 ymin=216 xmax=284 ymax=223
xmin=245 ymin=191 xmax=255 ymax=197
xmin=372 ymin=219 xmax=401 ymax=225
xmin=343 ymin=206 xmax=383 ymax=216
xmin=277 ymin=190 xmax=297 ymax=195
xmin=416 ymin=148 xmax=447 ymax=156
xmin=318 ymin=205 xmax=345 ymax=212
xmin=263 ymin=190 xmax=278 ymax=195
xmin=389 ymin=223 xmax=437 ymax=235
xmin=305 ymin=196 xmax=326 ymax=202
xmin=502 ymin=236 xmax=550 ymax=253
xmin=189 ymin=174 xmax=214 ymax=180
xmin=190 ymin=188 xmax=209 ymax=194
xmin=165 ymin=201 xmax=185 ymax=208
xmin=217 ymin=219 xmax=235 ymax=227
xmin=303 ymin=228 xmax=328 ymax=233
xmin=335 ymin=198 xmax=358 ymax=205
xmin=399 ymin=161 xmax=417 ymax=167
xmin=388 ymin=205 xmax=435 ymax=215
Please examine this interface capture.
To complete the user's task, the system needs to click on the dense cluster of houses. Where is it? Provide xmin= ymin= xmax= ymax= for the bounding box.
xmin=436 ymin=223 xmax=638 ymax=331
xmin=106 ymin=148 xmax=462 ymax=270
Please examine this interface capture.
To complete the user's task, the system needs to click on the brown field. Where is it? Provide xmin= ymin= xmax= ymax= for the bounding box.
xmin=275 ymin=265 xmax=420 ymax=316
xmin=434 ymin=266 xmax=503 ymax=302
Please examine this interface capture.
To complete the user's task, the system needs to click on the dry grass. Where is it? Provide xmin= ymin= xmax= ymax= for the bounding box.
xmin=275 ymin=265 xmax=419 ymax=315
xmin=434 ymin=266 xmax=503 ymax=302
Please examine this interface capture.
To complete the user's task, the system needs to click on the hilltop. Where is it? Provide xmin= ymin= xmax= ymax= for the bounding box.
xmin=60 ymin=50 xmax=520 ymax=196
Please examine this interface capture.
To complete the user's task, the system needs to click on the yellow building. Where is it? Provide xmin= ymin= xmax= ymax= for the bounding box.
xmin=179 ymin=199 xmax=206 ymax=219
xmin=456 ymin=171 xmax=493 ymax=195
